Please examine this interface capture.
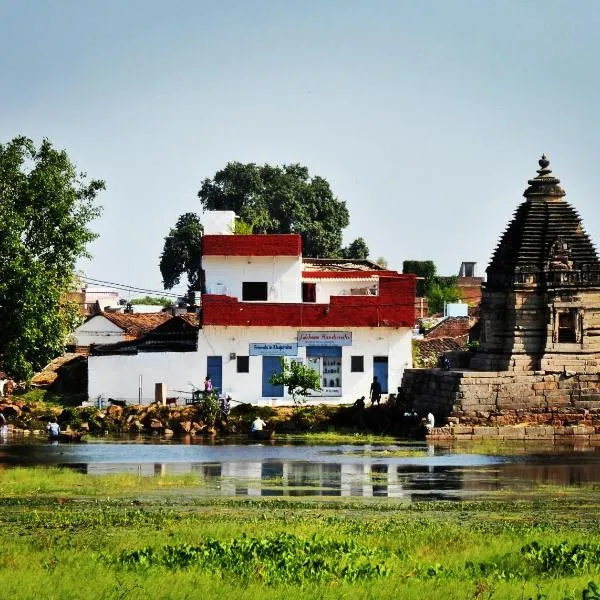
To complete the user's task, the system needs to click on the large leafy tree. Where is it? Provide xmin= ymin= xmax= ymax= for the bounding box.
xmin=161 ymin=162 xmax=368 ymax=292
xmin=0 ymin=137 xmax=104 ymax=380
xmin=159 ymin=212 xmax=203 ymax=293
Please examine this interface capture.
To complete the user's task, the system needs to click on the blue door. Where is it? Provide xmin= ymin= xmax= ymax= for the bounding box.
xmin=373 ymin=356 xmax=388 ymax=393
xmin=207 ymin=356 xmax=222 ymax=394
xmin=262 ymin=356 xmax=284 ymax=397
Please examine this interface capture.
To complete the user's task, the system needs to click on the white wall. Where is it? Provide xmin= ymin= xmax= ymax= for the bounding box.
xmin=202 ymin=211 xmax=236 ymax=235
xmin=199 ymin=325 xmax=412 ymax=406
xmin=88 ymin=351 xmax=202 ymax=403
xmin=203 ymin=256 xmax=302 ymax=302
xmin=87 ymin=325 xmax=412 ymax=406
xmin=73 ymin=315 xmax=126 ymax=346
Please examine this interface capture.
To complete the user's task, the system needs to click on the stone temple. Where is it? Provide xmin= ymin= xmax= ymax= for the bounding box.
xmin=402 ymin=157 xmax=600 ymax=430
xmin=472 ymin=155 xmax=600 ymax=373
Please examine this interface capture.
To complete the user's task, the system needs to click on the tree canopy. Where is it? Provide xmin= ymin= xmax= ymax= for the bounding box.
xmin=403 ymin=260 xmax=462 ymax=315
xmin=159 ymin=212 xmax=203 ymax=293
xmin=160 ymin=162 xmax=369 ymax=292
xmin=0 ymin=136 xmax=104 ymax=380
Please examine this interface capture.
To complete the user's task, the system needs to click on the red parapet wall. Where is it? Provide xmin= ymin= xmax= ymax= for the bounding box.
xmin=202 ymin=275 xmax=416 ymax=328
xmin=301 ymin=270 xmax=400 ymax=279
xmin=202 ymin=234 xmax=302 ymax=257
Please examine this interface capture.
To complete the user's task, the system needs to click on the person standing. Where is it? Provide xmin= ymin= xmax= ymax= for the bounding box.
xmin=369 ymin=376 xmax=382 ymax=405
xmin=204 ymin=376 xmax=213 ymax=394
xmin=47 ymin=417 xmax=60 ymax=440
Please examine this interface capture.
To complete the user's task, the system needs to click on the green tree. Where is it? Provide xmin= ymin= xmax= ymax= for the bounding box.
xmin=0 ymin=136 xmax=104 ymax=380
xmin=197 ymin=162 xmax=362 ymax=258
xmin=427 ymin=277 xmax=463 ymax=314
xmin=159 ymin=212 xmax=203 ymax=293
xmin=162 ymin=163 xmax=369 ymax=293
xmin=341 ymin=237 xmax=370 ymax=260
xmin=402 ymin=260 xmax=436 ymax=297
xmin=129 ymin=296 xmax=172 ymax=307
xmin=269 ymin=358 xmax=321 ymax=410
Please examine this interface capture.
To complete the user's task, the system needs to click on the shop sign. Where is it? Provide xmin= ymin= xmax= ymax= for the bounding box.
xmin=249 ymin=342 xmax=298 ymax=356
xmin=297 ymin=331 xmax=352 ymax=346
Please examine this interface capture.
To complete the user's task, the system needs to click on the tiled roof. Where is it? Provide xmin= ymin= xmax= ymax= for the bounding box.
xmin=302 ymin=258 xmax=388 ymax=272
xmin=101 ymin=312 xmax=172 ymax=338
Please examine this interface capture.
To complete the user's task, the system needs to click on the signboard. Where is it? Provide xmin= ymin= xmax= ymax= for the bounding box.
xmin=249 ymin=342 xmax=298 ymax=356
xmin=297 ymin=331 xmax=352 ymax=346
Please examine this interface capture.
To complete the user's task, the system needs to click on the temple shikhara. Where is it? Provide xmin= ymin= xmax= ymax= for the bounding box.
xmin=471 ymin=155 xmax=600 ymax=373
xmin=403 ymin=156 xmax=600 ymax=433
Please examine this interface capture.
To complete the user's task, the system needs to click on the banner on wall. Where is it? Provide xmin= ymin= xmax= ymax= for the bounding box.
xmin=249 ymin=342 xmax=298 ymax=356
xmin=297 ymin=331 xmax=352 ymax=346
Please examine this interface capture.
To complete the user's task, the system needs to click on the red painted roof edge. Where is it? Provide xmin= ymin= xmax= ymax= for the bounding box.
xmin=302 ymin=270 xmax=402 ymax=279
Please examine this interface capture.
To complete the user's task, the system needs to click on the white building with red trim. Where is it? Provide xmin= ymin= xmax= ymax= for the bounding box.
xmin=88 ymin=219 xmax=415 ymax=405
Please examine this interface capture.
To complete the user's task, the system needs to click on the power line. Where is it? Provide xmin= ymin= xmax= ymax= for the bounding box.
xmin=78 ymin=276 xmax=185 ymax=298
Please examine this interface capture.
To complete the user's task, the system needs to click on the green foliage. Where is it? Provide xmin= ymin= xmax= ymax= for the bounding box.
xmin=522 ymin=541 xmax=600 ymax=575
xmin=403 ymin=260 xmax=436 ymax=297
xmin=402 ymin=261 xmax=463 ymax=314
xmin=0 ymin=136 xmax=104 ymax=380
xmin=376 ymin=256 xmax=388 ymax=268
xmin=116 ymin=533 xmax=389 ymax=584
xmin=129 ymin=296 xmax=172 ymax=307
xmin=197 ymin=162 xmax=356 ymax=258
xmin=427 ymin=277 xmax=463 ymax=314
xmin=191 ymin=389 xmax=220 ymax=426
xmin=269 ymin=358 xmax=321 ymax=408
xmin=231 ymin=218 xmax=253 ymax=234
xmin=159 ymin=212 xmax=203 ymax=292
xmin=341 ymin=237 xmax=370 ymax=260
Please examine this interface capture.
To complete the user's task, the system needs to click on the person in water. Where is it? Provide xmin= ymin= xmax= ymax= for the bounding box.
xmin=47 ymin=417 xmax=60 ymax=440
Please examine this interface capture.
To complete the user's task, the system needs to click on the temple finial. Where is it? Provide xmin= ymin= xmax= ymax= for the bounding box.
xmin=523 ymin=153 xmax=564 ymax=200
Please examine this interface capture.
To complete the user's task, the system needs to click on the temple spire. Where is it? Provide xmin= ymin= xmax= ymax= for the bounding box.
xmin=523 ymin=154 xmax=565 ymax=200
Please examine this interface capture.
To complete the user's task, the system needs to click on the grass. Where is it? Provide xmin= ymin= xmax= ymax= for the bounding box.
xmin=278 ymin=431 xmax=400 ymax=444
xmin=2 ymin=468 xmax=600 ymax=598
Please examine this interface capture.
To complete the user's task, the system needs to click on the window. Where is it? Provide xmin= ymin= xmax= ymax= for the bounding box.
xmin=237 ymin=356 xmax=249 ymax=373
xmin=242 ymin=282 xmax=268 ymax=301
xmin=558 ymin=310 xmax=577 ymax=343
xmin=302 ymin=282 xmax=317 ymax=302
xmin=351 ymin=356 xmax=364 ymax=372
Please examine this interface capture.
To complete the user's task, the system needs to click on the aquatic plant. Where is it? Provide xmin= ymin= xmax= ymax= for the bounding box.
xmin=115 ymin=532 xmax=390 ymax=584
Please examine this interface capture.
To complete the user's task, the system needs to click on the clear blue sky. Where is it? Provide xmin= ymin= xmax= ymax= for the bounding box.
xmin=2 ymin=0 xmax=599 ymax=298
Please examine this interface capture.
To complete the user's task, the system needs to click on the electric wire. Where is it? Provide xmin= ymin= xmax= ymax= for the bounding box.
xmin=78 ymin=275 xmax=185 ymax=298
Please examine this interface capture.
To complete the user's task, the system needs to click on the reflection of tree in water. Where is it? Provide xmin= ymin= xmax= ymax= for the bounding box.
xmin=371 ymin=464 xmax=388 ymax=497
xmin=396 ymin=465 xmax=464 ymax=501
xmin=261 ymin=462 xmax=283 ymax=497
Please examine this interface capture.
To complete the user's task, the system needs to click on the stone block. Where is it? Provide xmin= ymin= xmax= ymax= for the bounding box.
xmin=473 ymin=426 xmax=499 ymax=437
xmin=451 ymin=426 xmax=474 ymax=435
xmin=498 ymin=426 xmax=525 ymax=440
xmin=524 ymin=426 xmax=554 ymax=439
xmin=572 ymin=425 xmax=595 ymax=435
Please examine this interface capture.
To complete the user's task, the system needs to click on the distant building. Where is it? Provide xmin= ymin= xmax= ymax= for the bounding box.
xmin=456 ymin=262 xmax=484 ymax=306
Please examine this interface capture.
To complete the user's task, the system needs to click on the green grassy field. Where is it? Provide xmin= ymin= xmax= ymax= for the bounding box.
xmin=2 ymin=467 xmax=600 ymax=599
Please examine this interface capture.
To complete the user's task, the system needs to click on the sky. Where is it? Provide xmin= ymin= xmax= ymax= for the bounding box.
xmin=2 ymin=0 xmax=600 ymax=299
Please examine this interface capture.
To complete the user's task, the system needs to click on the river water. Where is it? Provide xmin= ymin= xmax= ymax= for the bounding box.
xmin=2 ymin=437 xmax=600 ymax=500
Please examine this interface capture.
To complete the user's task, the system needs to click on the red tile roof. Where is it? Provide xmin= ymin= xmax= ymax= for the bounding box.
xmin=101 ymin=312 xmax=172 ymax=339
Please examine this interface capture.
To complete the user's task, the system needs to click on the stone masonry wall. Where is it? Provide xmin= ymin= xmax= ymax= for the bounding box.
xmin=401 ymin=368 xmax=600 ymax=427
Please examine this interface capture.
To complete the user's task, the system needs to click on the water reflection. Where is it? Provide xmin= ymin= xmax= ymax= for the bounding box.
xmin=3 ymin=440 xmax=600 ymax=500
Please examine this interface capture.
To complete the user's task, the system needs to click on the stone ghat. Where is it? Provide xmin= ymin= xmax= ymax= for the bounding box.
xmin=402 ymin=368 xmax=600 ymax=427
xmin=427 ymin=424 xmax=600 ymax=444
